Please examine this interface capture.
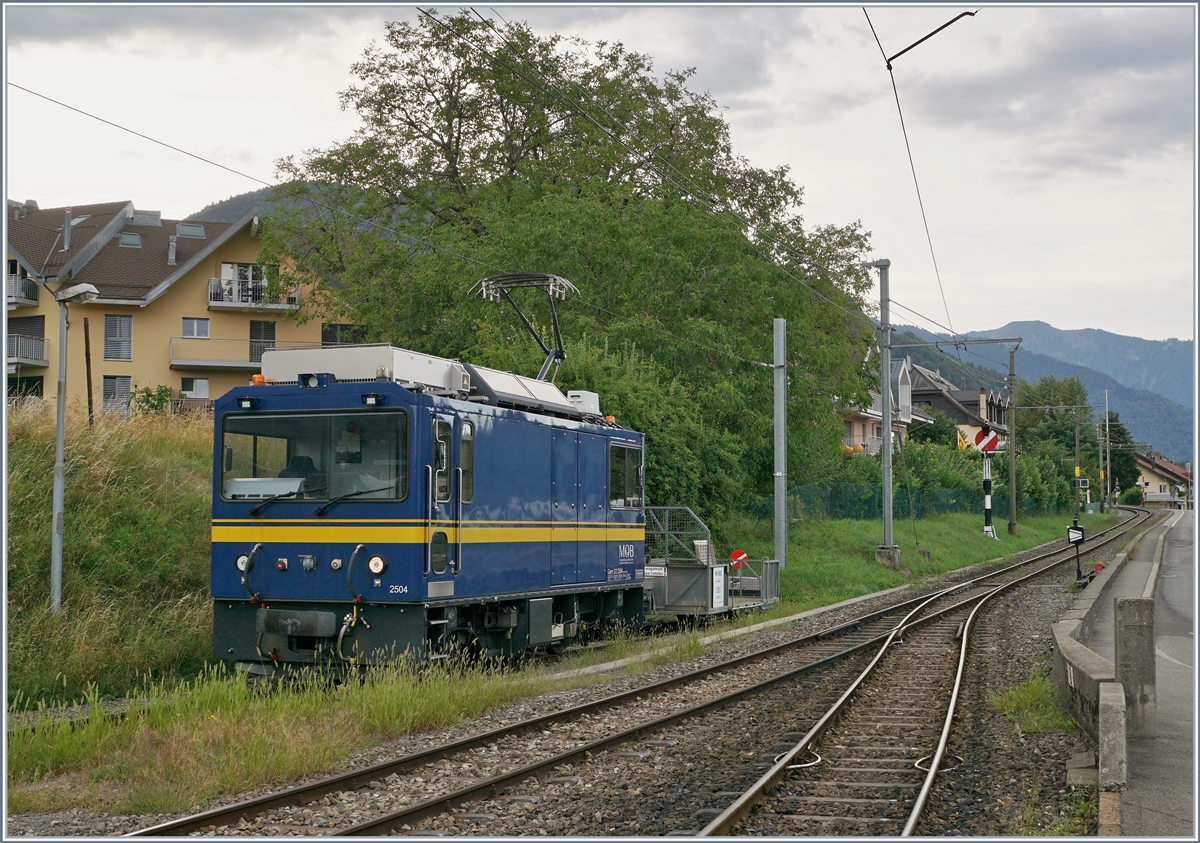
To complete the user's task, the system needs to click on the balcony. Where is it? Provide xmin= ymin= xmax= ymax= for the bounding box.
xmin=843 ymin=435 xmax=884 ymax=455
xmin=169 ymin=397 xmax=214 ymax=417
xmin=169 ymin=337 xmax=316 ymax=370
xmin=7 ymin=334 xmax=48 ymax=367
xmin=7 ymin=275 xmax=39 ymax=309
xmin=207 ymin=278 xmax=299 ymax=311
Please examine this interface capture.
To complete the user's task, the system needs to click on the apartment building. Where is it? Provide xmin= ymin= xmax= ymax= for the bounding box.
xmin=6 ymin=198 xmax=327 ymax=411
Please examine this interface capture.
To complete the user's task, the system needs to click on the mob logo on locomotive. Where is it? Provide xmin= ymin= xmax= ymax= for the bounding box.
xmin=211 ymin=344 xmax=646 ymax=677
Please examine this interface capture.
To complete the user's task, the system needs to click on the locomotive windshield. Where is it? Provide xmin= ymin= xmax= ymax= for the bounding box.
xmin=221 ymin=411 xmax=409 ymax=502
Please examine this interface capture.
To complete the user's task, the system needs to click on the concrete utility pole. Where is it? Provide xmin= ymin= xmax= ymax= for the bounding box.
xmin=1080 ymin=410 xmax=1089 ymax=528
xmin=867 ymin=259 xmax=900 ymax=568
xmin=1008 ymin=347 xmax=1018 ymax=535
xmin=773 ymin=319 xmax=787 ymax=570
xmin=1105 ymin=390 xmax=1111 ymax=510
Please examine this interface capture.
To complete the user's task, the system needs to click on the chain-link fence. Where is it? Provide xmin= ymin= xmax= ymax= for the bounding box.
xmin=754 ymin=482 xmax=1062 ymax=522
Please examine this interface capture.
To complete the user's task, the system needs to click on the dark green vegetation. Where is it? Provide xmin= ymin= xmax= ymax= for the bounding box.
xmin=992 ymin=672 xmax=1078 ymax=735
xmin=256 ymin=10 xmax=878 ymax=522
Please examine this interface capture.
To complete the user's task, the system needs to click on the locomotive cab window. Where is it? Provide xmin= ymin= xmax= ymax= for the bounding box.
xmin=460 ymin=420 xmax=475 ymax=503
xmin=434 ymin=419 xmax=453 ymax=503
xmin=221 ymin=411 xmax=408 ymax=502
xmin=609 ymin=444 xmax=644 ymax=509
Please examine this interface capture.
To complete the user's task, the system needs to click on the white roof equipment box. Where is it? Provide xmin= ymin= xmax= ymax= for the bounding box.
xmin=261 ymin=344 xmax=471 ymax=395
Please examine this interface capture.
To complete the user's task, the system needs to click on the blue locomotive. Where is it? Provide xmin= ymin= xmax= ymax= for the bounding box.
xmin=211 ymin=344 xmax=645 ymax=675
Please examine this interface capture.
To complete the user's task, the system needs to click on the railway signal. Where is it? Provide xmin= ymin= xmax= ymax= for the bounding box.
xmin=975 ymin=425 xmax=999 ymax=538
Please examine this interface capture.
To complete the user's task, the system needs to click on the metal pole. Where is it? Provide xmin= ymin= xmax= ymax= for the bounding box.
xmin=773 ymin=318 xmax=787 ymax=570
xmin=1105 ymin=390 xmax=1111 ymax=510
xmin=51 ymin=298 xmax=68 ymax=613
xmin=84 ymin=316 xmax=94 ymax=429
xmin=983 ymin=453 xmax=996 ymax=538
xmin=1008 ymin=348 xmax=1017 ymax=535
xmin=879 ymin=262 xmax=894 ymax=550
xmin=1074 ymin=409 xmax=1080 ymax=527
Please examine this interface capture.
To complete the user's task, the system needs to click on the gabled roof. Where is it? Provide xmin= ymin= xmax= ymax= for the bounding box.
xmin=1137 ymin=453 xmax=1191 ymax=486
xmin=6 ymin=201 xmax=132 ymax=277
xmin=6 ymin=199 xmax=258 ymax=302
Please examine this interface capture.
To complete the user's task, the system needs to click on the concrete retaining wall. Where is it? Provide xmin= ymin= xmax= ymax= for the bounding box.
xmin=1050 ymin=517 xmax=1156 ymax=797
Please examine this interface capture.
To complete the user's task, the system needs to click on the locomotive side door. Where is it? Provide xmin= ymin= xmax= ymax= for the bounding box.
xmin=577 ymin=433 xmax=608 ymax=583
xmin=428 ymin=415 xmax=460 ymax=588
xmin=550 ymin=429 xmax=579 ymax=585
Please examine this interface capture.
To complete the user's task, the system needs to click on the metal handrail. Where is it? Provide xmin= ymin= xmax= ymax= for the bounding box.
xmin=6 ymin=334 xmax=47 ymax=361
xmin=6 ymin=275 xmax=38 ymax=303
xmin=207 ymin=277 xmax=299 ymax=307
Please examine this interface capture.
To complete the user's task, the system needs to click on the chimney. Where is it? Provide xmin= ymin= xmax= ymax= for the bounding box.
xmin=62 ymin=209 xmax=72 ymax=251
xmin=167 ymin=234 xmax=177 ymax=266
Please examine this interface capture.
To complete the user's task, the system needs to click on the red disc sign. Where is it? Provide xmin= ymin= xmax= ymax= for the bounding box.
xmin=730 ymin=549 xmax=748 ymax=569
xmin=974 ymin=428 xmax=1000 ymax=453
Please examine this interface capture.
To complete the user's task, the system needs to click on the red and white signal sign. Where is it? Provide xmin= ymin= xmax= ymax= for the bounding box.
xmin=974 ymin=427 xmax=1000 ymax=453
xmin=730 ymin=550 xmax=748 ymax=570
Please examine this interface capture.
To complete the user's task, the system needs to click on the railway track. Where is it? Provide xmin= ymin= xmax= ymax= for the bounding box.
xmin=126 ymin=507 xmax=1150 ymax=836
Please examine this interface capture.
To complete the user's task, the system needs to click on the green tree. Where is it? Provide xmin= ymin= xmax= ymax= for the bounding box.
xmin=257 ymin=11 xmax=878 ymax=515
xmin=1103 ymin=411 xmax=1140 ymax=496
xmin=907 ymin=408 xmax=959 ymax=448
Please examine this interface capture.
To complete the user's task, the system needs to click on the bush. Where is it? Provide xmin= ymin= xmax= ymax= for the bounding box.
xmin=1120 ymin=486 xmax=1144 ymax=505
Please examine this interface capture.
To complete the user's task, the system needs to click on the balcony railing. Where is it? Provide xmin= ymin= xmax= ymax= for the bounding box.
xmin=6 ymin=334 xmax=48 ymax=366
xmin=207 ymin=278 xmax=299 ymax=310
xmin=6 ymin=275 xmax=39 ymax=308
xmin=169 ymin=397 xmax=214 ymax=417
xmin=169 ymin=337 xmax=317 ymax=370
xmin=843 ymin=434 xmax=884 ymax=455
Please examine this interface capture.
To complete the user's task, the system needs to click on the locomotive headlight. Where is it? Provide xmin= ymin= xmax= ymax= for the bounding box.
xmin=236 ymin=554 xmax=250 ymax=572
xmin=367 ymin=555 xmax=387 ymax=575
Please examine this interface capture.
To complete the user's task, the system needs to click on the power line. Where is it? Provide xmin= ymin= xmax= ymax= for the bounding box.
xmin=863 ymin=8 xmax=974 ymax=362
xmin=7 ymin=82 xmax=504 ymax=275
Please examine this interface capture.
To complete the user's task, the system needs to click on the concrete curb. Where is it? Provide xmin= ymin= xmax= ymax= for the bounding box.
xmin=1141 ymin=511 xmax=1184 ymax=599
xmin=552 ymin=585 xmax=912 ymax=679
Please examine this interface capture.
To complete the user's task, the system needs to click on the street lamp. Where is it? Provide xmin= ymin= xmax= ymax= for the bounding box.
xmin=50 ymin=282 xmax=99 ymax=612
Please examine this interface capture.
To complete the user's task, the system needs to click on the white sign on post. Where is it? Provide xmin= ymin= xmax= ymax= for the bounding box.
xmin=1067 ymin=526 xmax=1086 ymax=545
xmin=712 ymin=566 xmax=726 ymax=610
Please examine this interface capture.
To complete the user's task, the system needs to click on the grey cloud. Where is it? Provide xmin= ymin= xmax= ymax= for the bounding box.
xmin=901 ymin=8 xmax=1194 ymax=176
xmin=5 ymin=6 xmax=401 ymax=48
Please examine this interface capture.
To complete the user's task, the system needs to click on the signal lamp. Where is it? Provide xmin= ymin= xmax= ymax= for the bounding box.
xmin=236 ymin=554 xmax=250 ymax=572
xmin=237 ymin=396 xmax=254 ymax=410
xmin=251 ymin=374 xmax=265 ymax=386
xmin=367 ymin=555 xmax=387 ymax=575
xmin=362 ymin=393 xmax=383 ymax=406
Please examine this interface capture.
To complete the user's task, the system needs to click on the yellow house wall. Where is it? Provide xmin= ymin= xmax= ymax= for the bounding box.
xmin=13 ymin=228 xmax=324 ymax=408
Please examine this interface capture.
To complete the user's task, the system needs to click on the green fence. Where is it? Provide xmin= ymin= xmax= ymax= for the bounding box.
xmin=757 ymin=483 xmax=1062 ymax=522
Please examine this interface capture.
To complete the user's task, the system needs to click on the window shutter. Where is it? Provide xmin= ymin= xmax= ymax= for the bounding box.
xmin=104 ymin=315 xmax=132 ymax=360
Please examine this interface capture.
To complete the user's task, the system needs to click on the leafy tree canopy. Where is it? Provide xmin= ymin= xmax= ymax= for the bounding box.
xmin=258 ymin=10 xmax=880 ymax=517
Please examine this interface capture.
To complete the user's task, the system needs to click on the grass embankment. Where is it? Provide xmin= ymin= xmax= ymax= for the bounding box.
xmin=725 ymin=508 xmax=1119 ymax=611
xmin=7 ymin=404 xmax=1120 ymax=815
xmin=6 ymin=403 xmax=213 ymax=704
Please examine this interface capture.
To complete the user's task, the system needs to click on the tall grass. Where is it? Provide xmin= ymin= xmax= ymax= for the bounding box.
xmin=7 ymin=659 xmax=563 ymax=814
xmin=6 ymin=402 xmax=213 ymax=703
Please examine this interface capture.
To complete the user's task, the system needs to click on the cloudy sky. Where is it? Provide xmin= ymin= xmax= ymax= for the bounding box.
xmin=4 ymin=4 xmax=1196 ymax=344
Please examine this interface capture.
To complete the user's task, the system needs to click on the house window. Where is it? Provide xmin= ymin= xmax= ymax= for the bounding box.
xmin=104 ymin=315 xmax=132 ymax=360
xmin=8 ymin=259 xmax=29 ymax=279
xmin=249 ymin=320 xmax=276 ymax=363
xmin=119 ymin=232 xmax=142 ymax=248
xmin=176 ymin=223 xmax=205 ymax=238
xmin=222 ymin=262 xmax=269 ymax=283
xmin=1160 ymin=484 xmax=1167 ymax=494
xmin=180 ymin=378 xmax=209 ymax=399
xmin=182 ymin=317 xmax=209 ymax=339
xmin=843 ymin=420 xmax=853 ymax=444
xmin=102 ymin=375 xmax=131 ymax=413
